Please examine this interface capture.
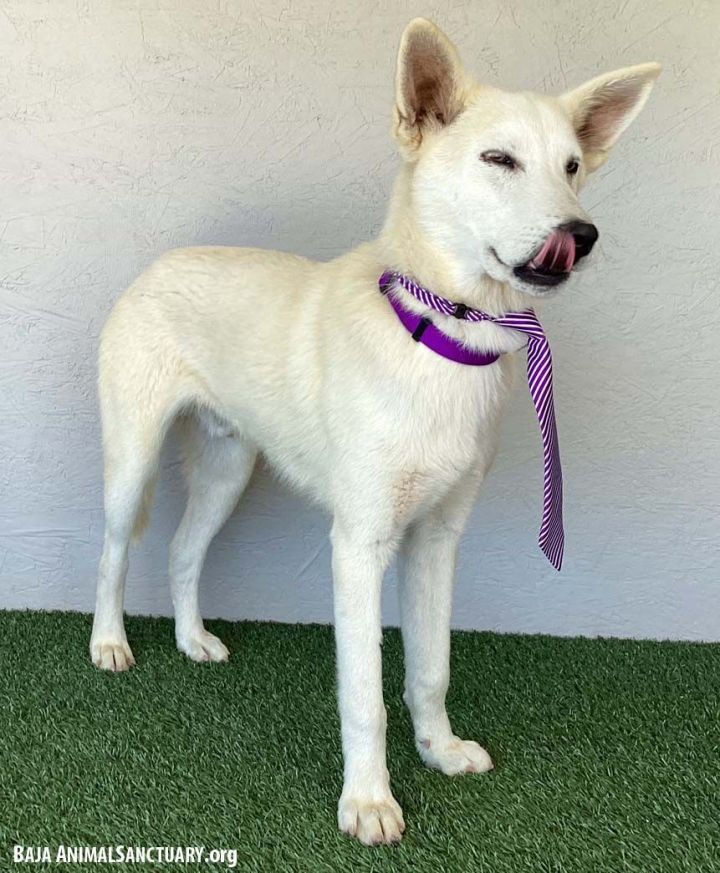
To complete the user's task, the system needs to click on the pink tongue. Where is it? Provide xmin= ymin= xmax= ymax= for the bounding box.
xmin=530 ymin=229 xmax=576 ymax=273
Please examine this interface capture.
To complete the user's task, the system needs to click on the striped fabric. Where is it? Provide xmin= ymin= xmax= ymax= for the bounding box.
xmin=383 ymin=271 xmax=564 ymax=570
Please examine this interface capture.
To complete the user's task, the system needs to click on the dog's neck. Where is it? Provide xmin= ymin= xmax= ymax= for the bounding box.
xmin=376 ymin=164 xmax=529 ymax=316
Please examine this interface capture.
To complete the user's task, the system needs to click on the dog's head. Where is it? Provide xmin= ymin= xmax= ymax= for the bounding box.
xmin=393 ymin=19 xmax=660 ymax=297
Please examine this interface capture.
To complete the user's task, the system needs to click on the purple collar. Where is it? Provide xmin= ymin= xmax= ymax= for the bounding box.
xmin=379 ymin=271 xmax=500 ymax=366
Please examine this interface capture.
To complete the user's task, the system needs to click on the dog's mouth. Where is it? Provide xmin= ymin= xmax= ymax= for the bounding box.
xmin=513 ymin=229 xmax=576 ymax=288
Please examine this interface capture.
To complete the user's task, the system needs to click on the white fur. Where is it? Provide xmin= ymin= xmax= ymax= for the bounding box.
xmin=90 ymin=19 xmax=659 ymax=845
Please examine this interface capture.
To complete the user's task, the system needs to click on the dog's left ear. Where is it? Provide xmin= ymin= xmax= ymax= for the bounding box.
xmin=393 ymin=18 xmax=469 ymax=159
xmin=560 ymin=63 xmax=661 ymax=172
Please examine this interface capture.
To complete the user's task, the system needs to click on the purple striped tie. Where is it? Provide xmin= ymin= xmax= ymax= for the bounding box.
xmin=492 ymin=310 xmax=564 ymax=570
xmin=381 ymin=271 xmax=564 ymax=570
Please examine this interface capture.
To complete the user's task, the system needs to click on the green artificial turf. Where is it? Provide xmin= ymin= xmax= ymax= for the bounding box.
xmin=1 ymin=611 xmax=719 ymax=872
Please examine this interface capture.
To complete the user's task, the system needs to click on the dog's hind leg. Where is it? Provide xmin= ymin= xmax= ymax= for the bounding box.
xmin=90 ymin=400 xmax=171 ymax=672
xmin=169 ymin=410 xmax=257 ymax=662
xmin=91 ymin=313 xmax=187 ymax=671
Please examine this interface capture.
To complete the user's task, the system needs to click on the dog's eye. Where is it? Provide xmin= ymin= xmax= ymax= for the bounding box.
xmin=566 ymin=158 xmax=580 ymax=176
xmin=481 ymin=150 xmax=518 ymax=170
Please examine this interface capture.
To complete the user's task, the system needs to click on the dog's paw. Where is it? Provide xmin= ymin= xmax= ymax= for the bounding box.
xmin=417 ymin=736 xmax=494 ymax=775
xmin=90 ymin=638 xmax=136 ymax=672
xmin=177 ymin=630 xmax=229 ymax=663
xmin=338 ymin=792 xmax=405 ymax=846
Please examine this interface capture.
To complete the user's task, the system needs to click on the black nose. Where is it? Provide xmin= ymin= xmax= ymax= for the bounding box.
xmin=561 ymin=220 xmax=599 ymax=260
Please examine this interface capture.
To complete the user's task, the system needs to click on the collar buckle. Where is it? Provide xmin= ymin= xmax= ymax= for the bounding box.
xmin=453 ymin=302 xmax=469 ymax=320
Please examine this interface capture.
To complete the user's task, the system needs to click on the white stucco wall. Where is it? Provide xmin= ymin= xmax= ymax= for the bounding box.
xmin=1 ymin=0 xmax=718 ymax=639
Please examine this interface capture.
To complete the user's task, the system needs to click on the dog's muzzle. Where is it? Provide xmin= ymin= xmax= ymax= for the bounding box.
xmin=514 ymin=221 xmax=599 ymax=287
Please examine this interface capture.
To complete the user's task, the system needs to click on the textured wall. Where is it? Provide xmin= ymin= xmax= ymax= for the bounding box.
xmin=1 ymin=0 xmax=718 ymax=639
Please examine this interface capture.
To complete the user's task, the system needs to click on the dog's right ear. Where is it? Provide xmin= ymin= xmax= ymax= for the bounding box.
xmin=393 ymin=19 xmax=468 ymax=159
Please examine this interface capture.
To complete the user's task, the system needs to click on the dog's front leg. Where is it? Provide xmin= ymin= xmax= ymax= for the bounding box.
xmin=331 ymin=520 xmax=404 ymax=846
xmin=398 ymin=485 xmax=494 ymax=777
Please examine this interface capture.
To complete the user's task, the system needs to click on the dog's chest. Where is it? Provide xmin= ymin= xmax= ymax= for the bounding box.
xmin=377 ymin=362 xmax=510 ymax=514
xmin=254 ymin=349 xmax=512 ymax=515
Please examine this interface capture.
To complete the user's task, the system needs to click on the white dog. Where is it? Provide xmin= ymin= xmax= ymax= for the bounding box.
xmin=91 ymin=19 xmax=659 ymax=845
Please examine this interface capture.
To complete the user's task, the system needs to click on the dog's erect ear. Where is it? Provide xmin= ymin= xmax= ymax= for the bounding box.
xmin=560 ymin=63 xmax=661 ymax=172
xmin=393 ymin=18 xmax=468 ymax=159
